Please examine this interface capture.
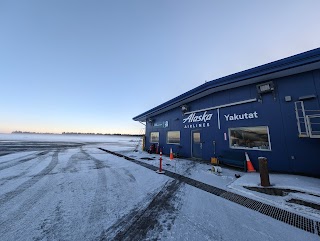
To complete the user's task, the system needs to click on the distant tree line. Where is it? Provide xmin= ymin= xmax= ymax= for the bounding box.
xmin=12 ymin=131 xmax=58 ymax=135
xmin=12 ymin=131 xmax=143 ymax=137
xmin=61 ymin=132 xmax=144 ymax=137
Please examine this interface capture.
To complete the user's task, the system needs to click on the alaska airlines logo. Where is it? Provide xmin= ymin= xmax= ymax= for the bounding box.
xmin=183 ymin=111 xmax=213 ymax=123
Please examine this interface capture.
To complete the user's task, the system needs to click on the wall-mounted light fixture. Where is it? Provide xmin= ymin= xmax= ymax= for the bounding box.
xmin=181 ymin=104 xmax=188 ymax=113
xmin=257 ymin=81 xmax=274 ymax=94
xmin=256 ymin=81 xmax=276 ymax=101
xmin=147 ymin=118 xmax=154 ymax=124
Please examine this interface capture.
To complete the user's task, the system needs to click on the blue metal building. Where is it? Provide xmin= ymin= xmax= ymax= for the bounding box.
xmin=133 ymin=48 xmax=320 ymax=177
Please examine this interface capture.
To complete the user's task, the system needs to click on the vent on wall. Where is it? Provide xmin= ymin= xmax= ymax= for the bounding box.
xmin=298 ymin=94 xmax=316 ymax=101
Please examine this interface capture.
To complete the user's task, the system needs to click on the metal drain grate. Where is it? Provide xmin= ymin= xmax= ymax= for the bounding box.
xmin=316 ymin=221 xmax=320 ymax=236
xmin=98 ymin=148 xmax=320 ymax=236
xmin=220 ymin=191 xmax=316 ymax=234
xmin=258 ymin=204 xmax=314 ymax=233
xmin=221 ymin=192 xmax=251 ymax=208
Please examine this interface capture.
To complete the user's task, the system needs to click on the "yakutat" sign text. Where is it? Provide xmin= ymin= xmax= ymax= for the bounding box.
xmin=224 ymin=111 xmax=258 ymax=121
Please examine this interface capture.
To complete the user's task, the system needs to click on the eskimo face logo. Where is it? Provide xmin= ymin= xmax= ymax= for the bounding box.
xmin=183 ymin=111 xmax=213 ymax=123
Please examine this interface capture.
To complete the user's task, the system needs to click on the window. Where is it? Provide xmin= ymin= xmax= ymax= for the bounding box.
xmin=150 ymin=132 xmax=159 ymax=143
xmin=167 ymin=131 xmax=180 ymax=144
xmin=229 ymin=126 xmax=271 ymax=151
xmin=193 ymin=132 xmax=200 ymax=143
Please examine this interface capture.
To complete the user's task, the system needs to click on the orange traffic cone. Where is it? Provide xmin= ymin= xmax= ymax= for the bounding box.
xmin=170 ymin=148 xmax=174 ymax=160
xmin=245 ymin=152 xmax=256 ymax=172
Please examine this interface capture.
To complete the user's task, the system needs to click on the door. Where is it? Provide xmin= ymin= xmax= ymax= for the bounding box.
xmin=192 ymin=130 xmax=202 ymax=158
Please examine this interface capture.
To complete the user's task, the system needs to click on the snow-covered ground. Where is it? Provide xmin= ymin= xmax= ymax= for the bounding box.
xmin=0 ymin=134 xmax=319 ymax=240
xmin=122 ymin=149 xmax=320 ymax=222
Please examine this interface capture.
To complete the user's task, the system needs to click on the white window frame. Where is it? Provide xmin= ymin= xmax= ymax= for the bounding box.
xmin=228 ymin=126 xmax=271 ymax=151
xmin=167 ymin=131 xmax=180 ymax=145
xmin=150 ymin=132 xmax=159 ymax=143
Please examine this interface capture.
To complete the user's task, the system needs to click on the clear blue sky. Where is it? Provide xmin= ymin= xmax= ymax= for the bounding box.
xmin=1 ymin=1 xmax=320 ymax=134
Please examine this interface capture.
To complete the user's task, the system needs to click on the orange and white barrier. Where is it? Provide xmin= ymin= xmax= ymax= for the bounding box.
xmin=156 ymin=150 xmax=165 ymax=174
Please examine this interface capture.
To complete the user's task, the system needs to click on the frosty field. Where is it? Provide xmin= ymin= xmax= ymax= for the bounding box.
xmin=0 ymin=134 xmax=318 ymax=241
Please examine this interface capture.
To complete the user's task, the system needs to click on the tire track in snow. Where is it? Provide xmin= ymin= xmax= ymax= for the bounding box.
xmin=0 ymin=183 xmax=52 ymax=238
xmin=0 ymin=150 xmax=59 ymax=207
xmin=96 ymin=150 xmax=198 ymax=241
xmin=0 ymin=151 xmax=37 ymax=164
xmin=0 ymin=151 xmax=49 ymax=171
xmin=122 ymin=168 xmax=136 ymax=182
xmin=0 ymin=151 xmax=51 ymax=187
xmin=34 ymin=149 xmax=88 ymax=241
xmin=100 ymin=179 xmax=183 ymax=241
xmin=62 ymin=149 xmax=87 ymax=173
xmin=81 ymin=149 xmax=141 ymax=240
xmin=80 ymin=150 xmax=109 ymax=224
xmin=33 ymin=200 xmax=67 ymax=241
xmin=34 ymin=148 xmax=111 ymax=241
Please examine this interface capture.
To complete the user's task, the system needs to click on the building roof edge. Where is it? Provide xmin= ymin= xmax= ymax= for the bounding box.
xmin=133 ymin=48 xmax=320 ymax=121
